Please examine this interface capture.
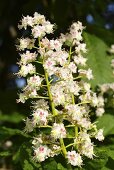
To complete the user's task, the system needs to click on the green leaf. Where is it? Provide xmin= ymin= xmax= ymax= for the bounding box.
xmin=23 ymin=160 xmax=34 ymax=170
xmin=96 ymin=114 xmax=114 ymax=136
xmin=86 ymin=25 xmax=114 ymax=45
xmin=101 ymin=167 xmax=110 ymax=170
xmin=0 ymin=151 xmax=11 ymax=157
xmin=13 ymin=142 xmax=41 ymax=170
xmin=107 ymin=150 xmax=114 ymax=160
xmin=83 ymin=148 xmax=108 ymax=170
xmin=0 ymin=112 xmax=24 ymax=123
xmin=57 ymin=163 xmax=67 ymax=170
xmin=0 ymin=127 xmax=30 ymax=138
xmin=84 ymin=32 xmax=114 ymax=87
xmin=43 ymin=158 xmax=57 ymax=170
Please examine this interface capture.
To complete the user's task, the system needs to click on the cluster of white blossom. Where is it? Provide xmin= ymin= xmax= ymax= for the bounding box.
xmin=17 ymin=13 xmax=104 ymax=167
xmin=109 ymin=44 xmax=114 ymax=74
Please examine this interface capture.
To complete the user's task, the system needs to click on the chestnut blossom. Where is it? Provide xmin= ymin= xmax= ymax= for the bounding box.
xmin=51 ymin=123 xmax=66 ymax=139
xmin=33 ymin=109 xmax=49 ymax=126
xmin=19 ymin=38 xmax=35 ymax=50
xmin=32 ymin=25 xmax=46 ymax=38
xmin=17 ymin=93 xmax=27 ymax=103
xmin=19 ymin=51 xmax=37 ymax=65
xmin=109 ymin=44 xmax=114 ymax=54
xmin=74 ymin=55 xmax=87 ymax=66
xmin=96 ymin=107 xmax=105 ymax=117
xmin=32 ymin=99 xmax=49 ymax=110
xmin=67 ymin=151 xmax=83 ymax=167
xmin=33 ymin=145 xmax=51 ymax=162
xmin=24 ymin=117 xmax=34 ymax=133
xmin=95 ymin=129 xmax=104 ymax=141
xmin=27 ymin=75 xmax=42 ymax=89
xmin=33 ymin=12 xmax=46 ymax=25
xmin=18 ymin=64 xmax=36 ymax=77
xmin=17 ymin=12 xmax=105 ymax=167
xmin=78 ymin=69 xmax=93 ymax=80
xmin=75 ymin=132 xmax=94 ymax=159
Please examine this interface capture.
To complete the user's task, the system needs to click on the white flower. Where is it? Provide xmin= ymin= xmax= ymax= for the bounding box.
xmin=81 ymin=142 xmax=94 ymax=159
xmin=32 ymin=99 xmax=49 ymax=110
xmin=86 ymin=69 xmax=93 ymax=80
xmin=79 ymin=92 xmax=91 ymax=102
xmin=67 ymin=151 xmax=83 ymax=166
xmin=51 ymin=123 xmax=66 ymax=139
xmin=91 ymin=93 xmax=98 ymax=107
xmin=97 ymin=95 xmax=104 ymax=107
xmin=78 ymin=118 xmax=91 ymax=129
xmin=68 ymin=62 xmax=77 ymax=73
xmin=17 ymin=93 xmax=27 ymax=103
xmin=43 ymin=58 xmax=56 ymax=75
xmin=100 ymin=84 xmax=109 ymax=93
xmin=44 ymin=21 xmax=54 ymax=34
xmin=74 ymin=55 xmax=87 ymax=66
xmin=83 ymin=82 xmax=91 ymax=92
xmin=51 ymin=51 xmax=68 ymax=66
xmin=24 ymin=117 xmax=34 ymax=132
xmin=32 ymin=135 xmax=43 ymax=147
xmin=70 ymin=21 xmax=84 ymax=32
xmin=96 ymin=107 xmax=105 ymax=117
xmin=49 ymin=145 xmax=61 ymax=157
xmin=19 ymin=38 xmax=35 ymax=50
xmin=65 ymin=104 xmax=83 ymax=121
xmin=32 ymin=25 xmax=46 ymax=38
xmin=34 ymin=145 xmax=51 ymax=162
xmin=22 ymin=86 xmax=38 ymax=99
xmin=33 ymin=12 xmax=45 ymax=25
xmin=18 ymin=15 xmax=34 ymax=29
xmin=55 ymin=67 xmax=73 ymax=80
xmin=19 ymin=51 xmax=37 ymax=65
xmin=33 ymin=109 xmax=48 ymax=125
xmin=30 ymin=89 xmax=37 ymax=97
xmin=109 ymin=44 xmax=114 ymax=54
xmin=49 ymin=39 xmax=62 ymax=51
xmin=79 ymin=69 xmax=93 ymax=80
xmin=109 ymin=83 xmax=114 ymax=90
xmin=111 ymin=59 xmax=114 ymax=68
xmin=27 ymin=75 xmax=42 ymax=89
xmin=76 ymin=132 xmax=94 ymax=159
xmin=51 ymin=83 xmax=66 ymax=105
xmin=65 ymin=80 xmax=80 ymax=95
xmin=95 ymin=129 xmax=104 ymax=141
xmin=18 ymin=64 xmax=36 ymax=77
xmin=75 ymin=43 xmax=87 ymax=53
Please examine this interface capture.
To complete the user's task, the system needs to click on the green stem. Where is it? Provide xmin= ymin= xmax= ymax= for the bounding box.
xmin=71 ymin=94 xmax=78 ymax=137
xmin=44 ymin=66 xmax=67 ymax=158
xmin=66 ymin=143 xmax=75 ymax=148
xmin=59 ymin=138 xmax=67 ymax=158
xmin=68 ymin=46 xmax=72 ymax=63
xmin=40 ymin=41 xmax=67 ymax=158
xmin=75 ymin=126 xmax=78 ymax=137
xmin=34 ymin=96 xmax=49 ymax=99
xmin=71 ymin=94 xmax=75 ymax=104
xmin=45 ymin=71 xmax=57 ymax=116
xmin=73 ymin=76 xmax=82 ymax=80
xmin=35 ymin=61 xmax=43 ymax=64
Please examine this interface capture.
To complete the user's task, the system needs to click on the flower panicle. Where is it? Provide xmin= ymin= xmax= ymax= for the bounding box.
xmin=17 ymin=12 xmax=105 ymax=167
